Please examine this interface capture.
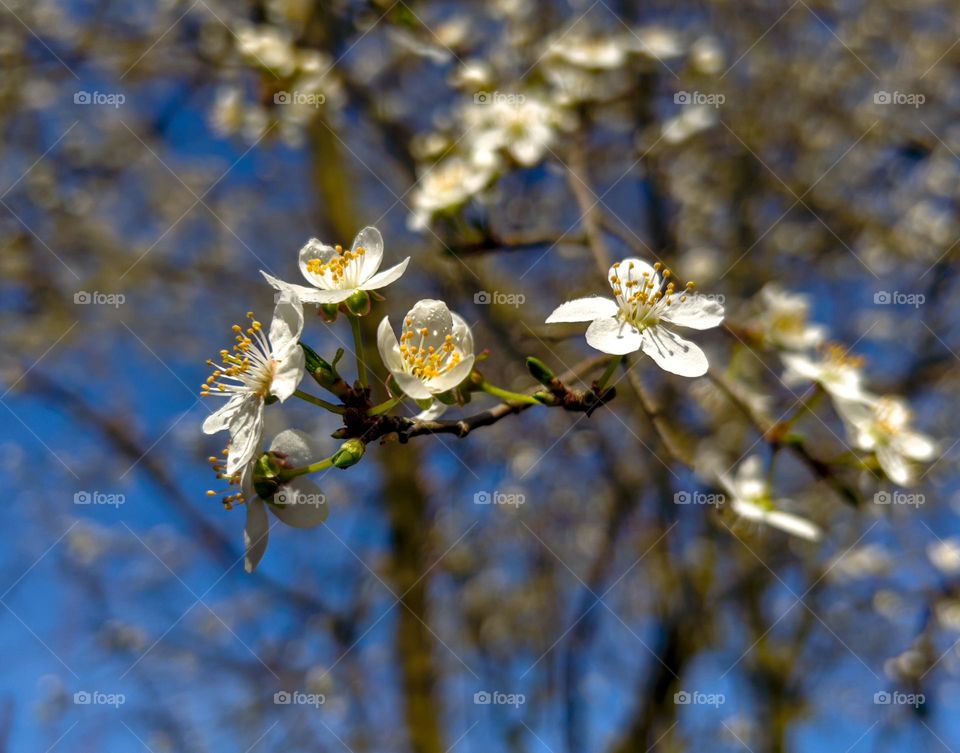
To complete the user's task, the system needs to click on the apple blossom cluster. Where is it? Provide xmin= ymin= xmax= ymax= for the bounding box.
xmin=199 ymin=226 xmax=937 ymax=571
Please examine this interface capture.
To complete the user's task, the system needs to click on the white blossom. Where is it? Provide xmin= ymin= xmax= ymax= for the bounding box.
xmin=719 ymin=456 xmax=822 ymax=541
xmin=262 ymin=226 xmax=408 ymax=305
xmin=377 ymin=299 xmax=475 ymax=407
xmin=408 ymin=156 xmax=496 ymax=230
xmin=756 ymin=284 xmax=826 ymax=350
xmin=240 ymin=430 xmax=329 ymax=573
xmin=835 ymin=395 xmax=937 ymax=485
xmin=546 ymin=258 xmax=724 ymax=377
xmin=202 ymin=297 xmax=305 ymax=475
xmin=928 ymin=538 xmax=960 ymax=575
xmin=781 ymin=345 xmax=867 ymax=402
xmin=464 ymin=94 xmax=571 ymax=168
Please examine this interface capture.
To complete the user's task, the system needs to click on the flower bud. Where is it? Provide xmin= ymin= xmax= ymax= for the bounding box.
xmin=533 ymin=390 xmax=557 ymax=405
xmin=300 ymin=342 xmax=348 ymax=395
xmin=526 ymin=357 xmax=556 ymax=385
xmin=320 ymin=303 xmax=339 ymax=323
xmin=344 ymin=290 xmax=371 ymax=316
xmin=332 ymin=438 xmax=365 ymax=469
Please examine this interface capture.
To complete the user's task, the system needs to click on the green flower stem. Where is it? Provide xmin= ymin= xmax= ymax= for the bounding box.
xmin=368 ymin=395 xmax=403 ymax=416
xmin=349 ymin=314 xmax=368 ymax=388
xmin=277 ymin=456 xmax=335 ymax=482
xmin=596 ymin=355 xmax=623 ymax=391
xmin=479 ymin=380 xmax=542 ymax=406
xmin=294 ymin=389 xmax=345 ymax=414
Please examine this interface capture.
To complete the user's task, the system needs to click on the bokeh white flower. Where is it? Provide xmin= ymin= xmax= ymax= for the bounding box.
xmin=409 ymin=156 xmax=496 ymax=230
xmin=836 ymin=395 xmax=937 ymax=485
xmin=756 ymin=284 xmax=826 ymax=350
xmin=464 ymin=93 xmax=571 ymax=168
xmin=719 ymin=456 xmax=822 ymax=541
xmin=781 ymin=345 xmax=867 ymax=401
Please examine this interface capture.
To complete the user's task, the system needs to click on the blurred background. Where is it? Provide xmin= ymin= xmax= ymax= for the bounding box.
xmin=2 ymin=0 xmax=960 ymax=751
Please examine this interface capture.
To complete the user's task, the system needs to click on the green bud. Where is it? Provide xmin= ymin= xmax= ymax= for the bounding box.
xmin=332 ymin=438 xmax=365 ymax=469
xmin=252 ymin=453 xmax=280 ymax=499
xmin=526 ymin=357 xmax=556 ymax=385
xmin=533 ymin=390 xmax=557 ymax=405
xmin=300 ymin=342 xmax=339 ymax=387
xmin=344 ymin=290 xmax=371 ymax=316
xmin=320 ymin=303 xmax=339 ymax=323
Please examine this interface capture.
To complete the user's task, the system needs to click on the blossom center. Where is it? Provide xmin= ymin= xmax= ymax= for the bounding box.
xmin=305 ymin=243 xmax=365 ymax=287
xmin=201 ymin=311 xmax=277 ymax=400
xmin=609 ymin=260 xmax=696 ymax=330
xmin=398 ymin=318 xmax=463 ymax=381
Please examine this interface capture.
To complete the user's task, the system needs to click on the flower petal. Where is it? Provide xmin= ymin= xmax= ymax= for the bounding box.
xmin=876 ymin=446 xmax=913 ymax=486
xmin=225 ymin=398 xmax=264 ymax=475
xmin=269 ymin=429 xmax=321 ymax=467
xmin=270 ymin=478 xmax=328 ymax=528
xmin=270 ymin=346 xmax=304 ymax=402
xmin=202 ymin=393 xmax=244 ymax=435
xmin=733 ymin=456 xmax=766 ymax=500
xmin=545 ymin=296 xmax=618 ymax=323
xmin=392 ymin=369 xmax=434 ymax=400
xmin=261 ymin=271 xmax=353 ymax=304
xmin=415 ymin=399 xmax=448 ymax=421
xmin=426 ymin=354 xmax=475 ymax=393
xmin=260 ymin=271 xmax=321 ymax=303
xmin=641 ymin=325 xmax=708 ymax=377
xmin=584 ymin=317 xmax=644 ymax=355
xmin=609 ymin=258 xmax=660 ymax=303
xmin=268 ymin=296 xmax=304 ymax=354
xmin=362 ymin=257 xmax=409 ymax=291
xmin=660 ymin=294 xmax=725 ymax=330
xmin=243 ymin=498 xmax=270 ymax=573
xmin=450 ymin=311 xmax=474 ymax=355
xmin=298 ymin=238 xmax=340 ymax=289
xmin=376 ymin=316 xmax=405 ymax=373
xmin=352 ymin=226 xmax=384 ymax=282
xmin=407 ymin=299 xmax=455 ymax=348
xmin=898 ymin=432 xmax=938 ymax=462
xmin=731 ymin=498 xmax=821 ymax=541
